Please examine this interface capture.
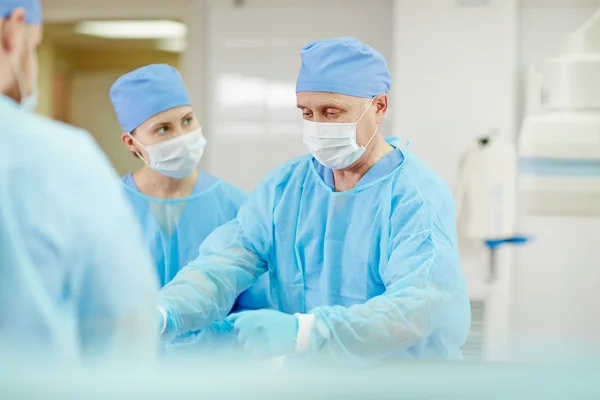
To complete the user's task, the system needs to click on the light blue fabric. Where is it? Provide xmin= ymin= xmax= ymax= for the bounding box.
xmin=121 ymin=171 xmax=245 ymax=287
xmin=123 ymin=170 xmax=219 ymax=193
xmin=315 ymin=147 xmax=404 ymax=189
xmin=110 ymin=64 xmax=191 ymax=133
xmin=296 ymin=37 xmax=392 ymax=98
xmin=227 ymin=310 xmax=298 ymax=358
xmin=159 ymin=138 xmax=471 ymax=362
xmin=0 ymin=0 xmax=41 ymax=24
xmin=122 ymin=170 xmax=272 ymax=350
xmin=0 ymin=95 xmax=158 ymax=361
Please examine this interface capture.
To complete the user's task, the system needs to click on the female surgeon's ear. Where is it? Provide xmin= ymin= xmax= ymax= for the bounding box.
xmin=121 ymin=131 xmax=139 ymax=158
xmin=1 ymin=8 xmax=26 ymax=53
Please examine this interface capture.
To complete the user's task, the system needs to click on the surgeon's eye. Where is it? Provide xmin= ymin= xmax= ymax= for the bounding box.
xmin=302 ymin=110 xmax=313 ymax=119
xmin=182 ymin=117 xmax=193 ymax=126
xmin=157 ymin=126 xmax=170 ymax=134
xmin=325 ymin=111 xmax=341 ymax=119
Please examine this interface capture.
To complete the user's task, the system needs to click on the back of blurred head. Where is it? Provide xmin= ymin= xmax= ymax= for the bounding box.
xmin=0 ymin=0 xmax=42 ymax=110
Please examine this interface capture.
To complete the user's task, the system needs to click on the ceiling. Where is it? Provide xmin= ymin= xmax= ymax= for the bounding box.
xmin=520 ymin=0 xmax=600 ymax=8
xmin=43 ymin=22 xmax=179 ymax=52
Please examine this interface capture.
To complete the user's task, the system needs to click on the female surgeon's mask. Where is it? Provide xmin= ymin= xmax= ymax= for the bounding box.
xmin=302 ymin=97 xmax=378 ymax=170
xmin=128 ymin=128 xmax=207 ymax=179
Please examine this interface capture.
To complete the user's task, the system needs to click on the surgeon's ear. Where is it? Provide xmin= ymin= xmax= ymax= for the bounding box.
xmin=1 ymin=8 xmax=26 ymax=53
xmin=121 ymin=132 xmax=138 ymax=157
xmin=374 ymin=94 xmax=388 ymax=124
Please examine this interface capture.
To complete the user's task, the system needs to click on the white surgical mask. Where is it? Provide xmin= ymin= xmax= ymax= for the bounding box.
xmin=303 ymin=97 xmax=378 ymax=170
xmin=128 ymin=128 xmax=207 ymax=179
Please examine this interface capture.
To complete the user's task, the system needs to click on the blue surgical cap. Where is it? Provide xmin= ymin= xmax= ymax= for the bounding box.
xmin=110 ymin=64 xmax=191 ymax=133
xmin=0 ymin=0 xmax=41 ymax=24
xmin=296 ymin=37 xmax=391 ymax=98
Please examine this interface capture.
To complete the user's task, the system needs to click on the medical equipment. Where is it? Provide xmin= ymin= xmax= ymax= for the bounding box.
xmin=456 ymin=131 xmax=518 ymax=242
xmin=484 ymin=236 xmax=527 ymax=283
xmin=520 ymin=8 xmax=600 ymax=215
xmin=456 ymin=132 xmax=529 ymax=282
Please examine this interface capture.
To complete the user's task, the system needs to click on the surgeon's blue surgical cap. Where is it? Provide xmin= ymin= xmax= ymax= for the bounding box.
xmin=296 ymin=36 xmax=392 ymax=98
xmin=0 ymin=0 xmax=42 ymax=24
xmin=110 ymin=64 xmax=191 ymax=133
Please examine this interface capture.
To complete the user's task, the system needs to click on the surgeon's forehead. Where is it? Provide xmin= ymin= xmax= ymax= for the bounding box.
xmin=296 ymin=92 xmax=361 ymax=110
xmin=141 ymin=105 xmax=194 ymax=126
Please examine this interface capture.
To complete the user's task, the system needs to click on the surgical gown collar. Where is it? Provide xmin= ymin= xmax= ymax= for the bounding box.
xmin=121 ymin=171 xmax=223 ymax=203
xmin=312 ymin=137 xmax=407 ymax=194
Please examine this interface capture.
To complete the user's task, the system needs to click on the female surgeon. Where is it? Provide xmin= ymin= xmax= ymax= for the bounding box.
xmin=109 ymin=64 xmax=269 ymax=349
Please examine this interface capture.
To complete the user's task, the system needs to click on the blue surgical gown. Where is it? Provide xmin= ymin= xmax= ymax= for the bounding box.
xmin=121 ymin=171 xmax=247 ymax=287
xmin=159 ymin=138 xmax=471 ymax=361
xmin=122 ymin=172 xmax=271 ymax=310
xmin=0 ymin=95 xmax=158 ymax=362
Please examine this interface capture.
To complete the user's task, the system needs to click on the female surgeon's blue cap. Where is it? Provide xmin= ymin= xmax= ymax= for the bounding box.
xmin=295 ymin=36 xmax=392 ymax=98
xmin=110 ymin=64 xmax=191 ymax=133
xmin=0 ymin=0 xmax=42 ymax=24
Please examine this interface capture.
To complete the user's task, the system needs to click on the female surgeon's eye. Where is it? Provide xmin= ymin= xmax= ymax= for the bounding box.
xmin=157 ymin=126 xmax=169 ymax=134
xmin=182 ymin=117 xmax=193 ymax=126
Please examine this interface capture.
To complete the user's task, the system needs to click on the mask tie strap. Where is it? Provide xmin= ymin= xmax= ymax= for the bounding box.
xmin=355 ymin=96 xmax=376 ymax=124
xmin=126 ymin=132 xmax=149 ymax=165
xmin=363 ymin=124 xmax=379 ymax=149
xmin=357 ymin=96 xmax=378 ymax=148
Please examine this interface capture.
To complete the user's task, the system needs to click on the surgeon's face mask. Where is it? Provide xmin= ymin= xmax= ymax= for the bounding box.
xmin=128 ymin=128 xmax=207 ymax=179
xmin=8 ymin=27 xmax=39 ymax=112
xmin=303 ymin=97 xmax=378 ymax=170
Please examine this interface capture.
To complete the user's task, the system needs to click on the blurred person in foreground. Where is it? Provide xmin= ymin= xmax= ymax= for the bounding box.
xmin=158 ymin=37 xmax=471 ymax=364
xmin=0 ymin=0 xmax=158 ymax=364
xmin=109 ymin=64 xmax=270 ymax=350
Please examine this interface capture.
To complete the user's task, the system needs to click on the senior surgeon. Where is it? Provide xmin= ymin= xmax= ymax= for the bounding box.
xmin=0 ymin=0 xmax=158 ymax=362
xmin=158 ymin=37 xmax=471 ymax=362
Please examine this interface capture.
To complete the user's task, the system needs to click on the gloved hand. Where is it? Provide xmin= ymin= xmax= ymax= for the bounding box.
xmin=157 ymin=308 xmax=167 ymax=335
xmin=157 ymin=307 xmax=178 ymax=342
xmin=227 ymin=310 xmax=298 ymax=358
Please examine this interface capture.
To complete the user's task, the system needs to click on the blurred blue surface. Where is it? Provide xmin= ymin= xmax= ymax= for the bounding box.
xmin=1 ymin=359 xmax=599 ymax=398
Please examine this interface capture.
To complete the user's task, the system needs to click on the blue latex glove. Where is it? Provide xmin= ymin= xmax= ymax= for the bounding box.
xmin=227 ymin=310 xmax=298 ymax=358
xmin=166 ymin=319 xmax=239 ymax=356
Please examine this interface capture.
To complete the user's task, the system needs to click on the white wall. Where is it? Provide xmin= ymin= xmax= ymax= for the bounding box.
xmin=68 ymin=70 xmax=144 ymax=176
xmin=510 ymin=0 xmax=600 ymax=361
xmin=392 ymin=0 xmax=518 ymax=360
xmin=188 ymin=0 xmax=394 ymax=192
